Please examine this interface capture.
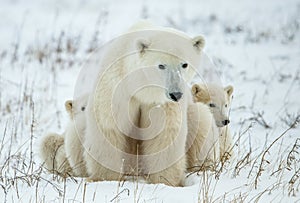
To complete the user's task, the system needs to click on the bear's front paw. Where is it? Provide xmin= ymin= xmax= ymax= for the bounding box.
xmin=86 ymin=177 xmax=102 ymax=183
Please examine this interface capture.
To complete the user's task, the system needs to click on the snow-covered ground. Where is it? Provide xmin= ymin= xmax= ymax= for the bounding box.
xmin=0 ymin=0 xmax=299 ymax=202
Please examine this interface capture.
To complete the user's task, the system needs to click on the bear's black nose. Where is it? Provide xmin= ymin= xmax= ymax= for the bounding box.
xmin=169 ymin=92 xmax=183 ymax=102
xmin=222 ymin=119 xmax=230 ymax=125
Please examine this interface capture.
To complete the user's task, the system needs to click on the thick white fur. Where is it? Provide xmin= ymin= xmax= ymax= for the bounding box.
xmin=186 ymin=103 xmax=220 ymax=172
xmin=64 ymin=94 xmax=89 ymax=177
xmin=191 ymin=83 xmax=234 ymax=161
xmin=219 ymin=124 xmax=233 ymax=162
xmin=39 ymin=133 xmax=73 ymax=177
xmin=39 ymin=95 xmax=89 ymax=178
xmin=83 ymin=21 xmax=204 ymax=186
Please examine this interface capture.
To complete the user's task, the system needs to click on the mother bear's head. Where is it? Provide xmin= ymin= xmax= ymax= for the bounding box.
xmin=130 ymin=33 xmax=205 ymax=104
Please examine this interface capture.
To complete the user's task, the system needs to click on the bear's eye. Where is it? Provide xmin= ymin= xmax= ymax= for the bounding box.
xmin=158 ymin=64 xmax=166 ymax=70
xmin=209 ymin=103 xmax=216 ymax=108
xmin=182 ymin=63 xmax=188 ymax=68
xmin=81 ymin=106 xmax=85 ymax=111
xmin=225 ymin=104 xmax=228 ymax=108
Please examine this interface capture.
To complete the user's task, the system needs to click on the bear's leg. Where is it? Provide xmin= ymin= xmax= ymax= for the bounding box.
xmin=196 ymin=124 xmax=220 ymax=171
xmin=40 ymin=133 xmax=73 ymax=177
xmin=219 ymin=127 xmax=234 ymax=162
xmin=84 ymin=151 xmax=124 ymax=182
xmin=146 ymin=157 xmax=186 ymax=186
xmin=140 ymin=102 xmax=187 ymax=186
xmin=65 ymin=124 xmax=88 ymax=177
xmin=83 ymin=114 xmax=127 ymax=182
xmin=186 ymin=103 xmax=220 ymax=172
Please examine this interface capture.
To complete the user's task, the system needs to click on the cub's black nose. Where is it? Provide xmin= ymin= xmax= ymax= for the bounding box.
xmin=169 ymin=92 xmax=183 ymax=102
xmin=222 ymin=119 xmax=230 ymax=126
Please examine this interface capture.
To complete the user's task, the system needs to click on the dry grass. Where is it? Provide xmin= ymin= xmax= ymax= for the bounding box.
xmin=0 ymin=1 xmax=300 ymax=202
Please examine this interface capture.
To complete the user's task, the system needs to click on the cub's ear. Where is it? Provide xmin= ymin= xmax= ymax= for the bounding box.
xmin=192 ymin=36 xmax=205 ymax=51
xmin=191 ymin=84 xmax=201 ymax=96
xmin=136 ymin=39 xmax=150 ymax=55
xmin=191 ymin=84 xmax=210 ymax=103
xmin=224 ymin=85 xmax=234 ymax=97
xmin=65 ymin=100 xmax=73 ymax=114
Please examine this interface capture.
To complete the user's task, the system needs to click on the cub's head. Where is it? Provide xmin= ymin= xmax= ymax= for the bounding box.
xmin=64 ymin=94 xmax=89 ymax=120
xmin=134 ymin=35 xmax=205 ymax=103
xmin=191 ymin=83 xmax=234 ymax=127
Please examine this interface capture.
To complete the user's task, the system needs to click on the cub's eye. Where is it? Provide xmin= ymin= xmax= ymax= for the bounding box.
xmin=81 ymin=106 xmax=85 ymax=111
xmin=158 ymin=64 xmax=166 ymax=70
xmin=182 ymin=63 xmax=188 ymax=68
xmin=225 ymin=104 xmax=228 ymax=107
xmin=209 ymin=103 xmax=216 ymax=108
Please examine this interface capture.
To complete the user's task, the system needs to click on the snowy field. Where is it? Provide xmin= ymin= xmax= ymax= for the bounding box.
xmin=0 ymin=0 xmax=300 ymax=202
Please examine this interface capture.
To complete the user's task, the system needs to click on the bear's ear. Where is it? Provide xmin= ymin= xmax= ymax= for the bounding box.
xmin=65 ymin=100 xmax=73 ymax=114
xmin=192 ymin=36 xmax=205 ymax=51
xmin=136 ymin=39 xmax=150 ymax=55
xmin=191 ymin=84 xmax=210 ymax=103
xmin=224 ymin=85 xmax=234 ymax=97
xmin=191 ymin=84 xmax=201 ymax=96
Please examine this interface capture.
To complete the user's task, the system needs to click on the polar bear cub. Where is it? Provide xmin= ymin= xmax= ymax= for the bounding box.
xmin=64 ymin=94 xmax=89 ymax=177
xmin=191 ymin=83 xmax=234 ymax=162
xmin=40 ymin=95 xmax=88 ymax=177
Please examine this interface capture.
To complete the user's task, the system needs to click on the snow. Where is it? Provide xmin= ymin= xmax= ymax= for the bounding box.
xmin=0 ymin=0 xmax=300 ymax=202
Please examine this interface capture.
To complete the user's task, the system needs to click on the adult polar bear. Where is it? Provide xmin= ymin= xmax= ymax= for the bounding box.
xmin=83 ymin=21 xmax=205 ymax=186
